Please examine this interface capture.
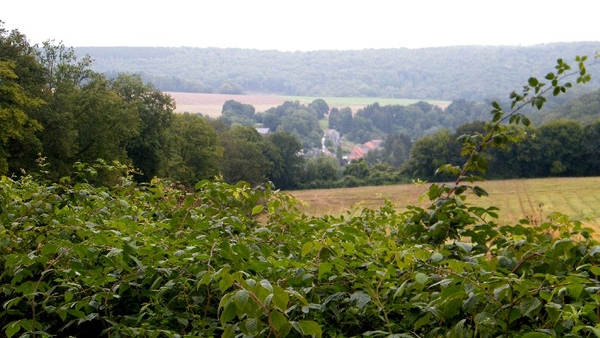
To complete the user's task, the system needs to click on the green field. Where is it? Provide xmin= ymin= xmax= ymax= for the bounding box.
xmin=289 ymin=177 xmax=600 ymax=229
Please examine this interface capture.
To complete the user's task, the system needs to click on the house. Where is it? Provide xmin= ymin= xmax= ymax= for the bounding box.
xmin=347 ymin=139 xmax=383 ymax=161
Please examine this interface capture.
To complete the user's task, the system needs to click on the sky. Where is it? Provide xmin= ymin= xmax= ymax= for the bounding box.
xmin=2 ymin=0 xmax=599 ymax=51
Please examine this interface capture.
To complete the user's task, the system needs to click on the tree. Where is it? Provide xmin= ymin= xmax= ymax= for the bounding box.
xmin=534 ymin=119 xmax=585 ymax=176
xmin=0 ymin=23 xmax=46 ymax=174
xmin=402 ymin=129 xmax=456 ymax=181
xmin=0 ymin=61 xmax=43 ymax=174
xmin=303 ymin=155 xmax=340 ymax=184
xmin=31 ymin=41 xmax=97 ymax=177
xmin=308 ymin=98 xmax=329 ymax=119
xmin=264 ymin=132 xmax=304 ymax=189
xmin=219 ymin=99 xmax=256 ymax=126
xmin=339 ymin=107 xmax=353 ymax=135
xmin=383 ymin=131 xmax=412 ymax=167
xmin=165 ymin=113 xmax=222 ymax=186
xmin=343 ymin=158 xmax=370 ymax=180
xmin=219 ymin=126 xmax=271 ymax=186
xmin=111 ymin=73 xmax=175 ymax=182
xmin=222 ymin=99 xmax=255 ymax=118
xmin=583 ymin=120 xmax=600 ymax=176
xmin=72 ymin=73 xmax=140 ymax=165
xmin=279 ymin=109 xmax=323 ymax=148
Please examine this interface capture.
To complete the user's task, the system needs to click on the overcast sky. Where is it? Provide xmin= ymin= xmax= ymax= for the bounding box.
xmin=3 ymin=0 xmax=599 ymax=51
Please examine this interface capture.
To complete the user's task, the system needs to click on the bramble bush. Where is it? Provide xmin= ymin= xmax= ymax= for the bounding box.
xmin=1 ymin=56 xmax=600 ymax=337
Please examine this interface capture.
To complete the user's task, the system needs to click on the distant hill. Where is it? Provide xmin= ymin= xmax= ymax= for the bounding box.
xmin=75 ymin=43 xmax=600 ymax=101
xmin=539 ymin=88 xmax=600 ymax=124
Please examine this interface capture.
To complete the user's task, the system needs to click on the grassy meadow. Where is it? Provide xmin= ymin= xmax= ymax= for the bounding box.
xmin=289 ymin=177 xmax=600 ymax=230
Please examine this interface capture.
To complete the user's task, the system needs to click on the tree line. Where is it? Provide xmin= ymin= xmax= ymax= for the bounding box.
xmin=75 ymin=43 xmax=600 ymax=101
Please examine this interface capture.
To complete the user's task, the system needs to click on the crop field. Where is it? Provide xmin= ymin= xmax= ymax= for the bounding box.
xmin=289 ymin=177 xmax=600 ymax=230
xmin=166 ymin=92 xmax=450 ymax=117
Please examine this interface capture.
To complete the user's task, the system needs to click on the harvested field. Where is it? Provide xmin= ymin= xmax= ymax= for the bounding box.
xmin=166 ymin=92 xmax=450 ymax=118
xmin=289 ymin=177 xmax=600 ymax=230
xmin=166 ymin=92 xmax=290 ymax=118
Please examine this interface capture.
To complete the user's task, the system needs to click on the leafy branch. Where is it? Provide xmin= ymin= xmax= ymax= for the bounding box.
xmin=440 ymin=56 xmax=593 ymax=199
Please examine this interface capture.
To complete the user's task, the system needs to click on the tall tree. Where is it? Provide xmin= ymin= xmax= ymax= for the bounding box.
xmin=111 ymin=74 xmax=175 ymax=182
xmin=309 ymin=98 xmax=329 ymax=119
xmin=219 ymin=126 xmax=271 ymax=186
xmin=264 ymin=132 xmax=304 ymax=189
xmin=31 ymin=41 xmax=96 ymax=177
xmin=383 ymin=131 xmax=412 ymax=167
xmin=0 ymin=61 xmax=43 ymax=174
xmin=0 ymin=22 xmax=46 ymax=175
xmin=165 ymin=113 xmax=222 ymax=186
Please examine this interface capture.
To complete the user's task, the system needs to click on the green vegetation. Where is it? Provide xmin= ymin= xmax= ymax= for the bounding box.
xmin=75 ymin=44 xmax=600 ymax=101
xmin=4 ymin=55 xmax=600 ymax=338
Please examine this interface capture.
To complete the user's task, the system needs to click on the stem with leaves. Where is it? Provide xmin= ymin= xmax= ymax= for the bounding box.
xmin=441 ymin=56 xmax=593 ymax=200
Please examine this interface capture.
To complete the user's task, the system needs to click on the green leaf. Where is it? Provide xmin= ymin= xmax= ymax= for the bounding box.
xmin=240 ymin=318 xmax=259 ymax=335
xmin=349 ymin=291 xmax=371 ymax=309
xmin=235 ymin=289 xmax=250 ymax=306
xmin=520 ymin=297 xmax=542 ymax=318
xmin=566 ymin=282 xmax=584 ymax=298
xmin=270 ymin=311 xmax=289 ymax=331
xmin=259 ymin=279 xmax=273 ymax=293
xmin=431 ymin=252 xmax=443 ymax=263
xmin=219 ymin=273 xmax=234 ymax=292
xmin=455 ymin=242 xmax=473 ymax=253
xmin=123 ymin=241 xmax=138 ymax=254
xmin=528 ymin=77 xmax=539 ymax=87
xmin=494 ymin=284 xmax=510 ymax=300
xmin=271 ymin=286 xmax=289 ymax=311
xmin=251 ymin=205 xmax=264 ymax=216
xmin=318 ymin=262 xmax=332 ymax=278
xmin=462 ymin=293 xmax=479 ymax=312
xmin=220 ymin=301 xmax=237 ymax=326
xmin=301 ymin=242 xmax=314 ymax=256
xmin=293 ymin=320 xmax=322 ymax=338
xmin=415 ymin=273 xmax=429 ymax=285
xmin=57 ymin=307 xmax=68 ymax=321
xmin=4 ymin=321 xmax=20 ymax=338
xmin=473 ymin=185 xmax=489 ymax=197
xmin=222 ymin=324 xmax=236 ymax=338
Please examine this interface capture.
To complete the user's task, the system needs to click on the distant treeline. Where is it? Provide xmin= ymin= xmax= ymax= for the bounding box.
xmin=75 ymin=43 xmax=600 ymax=101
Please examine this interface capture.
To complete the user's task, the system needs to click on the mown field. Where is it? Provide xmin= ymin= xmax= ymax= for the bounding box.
xmin=166 ymin=92 xmax=450 ymax=117
xmin=289 ymin=177 xmax=600 ymax=230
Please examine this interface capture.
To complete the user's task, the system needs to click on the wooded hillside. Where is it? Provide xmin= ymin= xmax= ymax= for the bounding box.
xmin=75 ymin=43 xmax=600 ymax=100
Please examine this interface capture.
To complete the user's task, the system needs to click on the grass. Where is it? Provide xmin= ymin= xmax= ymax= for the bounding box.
xmin=288 ymin=177 xmax=600 ymax=230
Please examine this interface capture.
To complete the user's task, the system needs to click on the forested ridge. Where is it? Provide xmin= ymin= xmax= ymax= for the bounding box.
xmin=75 ymin=43 xmax=600 ymax=100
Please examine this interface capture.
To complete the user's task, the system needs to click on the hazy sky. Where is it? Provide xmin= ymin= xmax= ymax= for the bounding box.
xmin=3 ymin=0 xmax=599 ymax=51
